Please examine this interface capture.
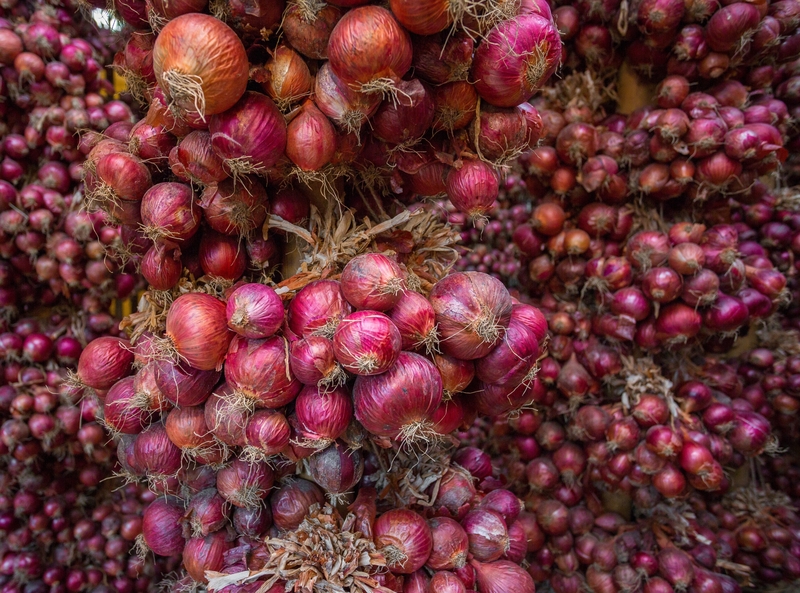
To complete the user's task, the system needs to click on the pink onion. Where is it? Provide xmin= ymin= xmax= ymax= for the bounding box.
xmin=340 ymin=253 xmax=407 ymax=311
xmin=226 ymin=283 xmax=283 ymax=339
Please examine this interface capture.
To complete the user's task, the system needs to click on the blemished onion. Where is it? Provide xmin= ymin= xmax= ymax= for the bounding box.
xmin=216 ymin=459 xmax=274 ymax=508
xmin=285 ymin=99 xmax=337 ymax=171
xmin=141 ymin=498 xmax=184 ymax=556
xmin=388 ymin=290 xmax=439 ymax=354
xmin=463 ymin=509 xmax=509 ymax=562
xmin=288 ymin=280 xmax=352 ymax=338
xmin=289 ymin=337 xmax=347 ymax=389
xmin=182 ymin=531 xmax=232 ymax=584
xmin=429 ymin=271 xmax=512 ymax=360
xmin=166 ymin=293 xmax=232 ymax=371
xmin=427 ymin=517 xmax=469 ymax=570
xmin=140 ymin=182 xmax=201 ymax=244
xmin=341 ymin=253 xmax=407 ymax=311
xmin=224 ymin=335 xmax=301 ymax=409
xmin=353 ymin=351 xmax=442 ymax=440
xmin=374 ymin=509 xmax=432 ymax=574
xmin=226 ymin=283 xmax=283 ymax=339
xmin=308 ymin=441 xmax=363 ymax=493
xmin=75 ymin=337 xmax=134 ymax=391
xmin=103 ymin=377 xmax=151 ymax=435
xmin=199 ymin=175 xmax=268 ymax=236
xmin=471 ymin=559 xmax=536 ymax=593
xmin=327 ymin=6 xmax=413 ymax=95
xmin=332 ymin=311 xmax=401 ymax=376
xmin=270 ymin=479 xmax=324 ymax=530
xmin=447 ymin=159 xmax=500 ymax=220
xmin=153 ymin=14 xmax=248 ymax=119
xmin=209 ymin=91 xmax=287 ymax=175
xmin=471 ymin=15 xmax=561 ymax=107
xmin=294 ymin=385 xmax=352 ymax=444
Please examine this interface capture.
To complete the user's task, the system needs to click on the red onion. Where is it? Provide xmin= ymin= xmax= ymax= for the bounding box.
xmin=173 ymin=131 xmax=227 ymax=185
xmin=182 ymin=531 xmax=232 ymax=584
xmin=140 ymin=182 xmax=201 ymax=244
xmin=475 ymin=317 xmax=538 ymax=386
xmin=429 ymin=272 xmax=512 ymax=360
xmin=471 ymin=15 xmax=561 ymax=107
xmin=289 ymin=337 xmax=347 ymax=390
xmin=154 ymin=360 xmax=219 ymax=407
xmin=134 ymin=422 xmax=182 ymax=479
xmin=216 ymin=459 xmax=274 ymax=508
xmin=224 ymin=335 xmax=301 ymax=409
xmin=308 ymin=441 xmax=363 ymax=493
xmin=141 ymin=498 xmax=184 ymax=556
xmin=427 ymin=517 xmax=469 ymax=570
xmin=103 ymin=377 xmax=151 ymax=435
xmin=75 ymin=337 xmax=133 ymax=391
xmin=353 ymin=351 xmax=442 ymax=441
xmin=446 ymin=159 xmax=499 ymax=220
xmin=200 ymin=176 xmax=268 ymax=236
xmin=269 ymin=479 xmax=324 ymax=531
xmin=471 ymin=559 xmax=535 ymax=593
xmin=208 ymin=91 xmax=286 ymax=175
xmin=294 ymin=385 xmax=352 ymax=444
xmin=340 ymin=253 xmax=407 ymax=311
xmin=332 ymin=311 xmax=401 ymax=376
xmin=226 ymin=283 xmax=283 ymax=339
xmin=285 ymin=99 xmax=337 ymax=171
xmin=288 ymin=280 xmax=352 ymax=339
xmin=374 ymin=509 xmax=432 ymax=574
xmin=655 ymin=302 xmax=703 ymax=343
xmin=327 ymin=6 xmax=412 ymax=95
xmin=387 ymin=290 xmax=439 ymax=354
xmin=166 ymin=293 xmax=231 ymax=371
xmin=184 ymin=489 xmax=228 ymax=538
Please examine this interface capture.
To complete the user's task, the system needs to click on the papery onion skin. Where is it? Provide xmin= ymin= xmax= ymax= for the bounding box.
xmin=285 ymin=99 xmax=337 ymax=171
xmin=270 ymin=479 xmax=324 ymax=531
xmin=153 ymin=14 xmax=249 ymax=118
xmin=374 ymin=509 xmax=433 ymax=574
xmin=166 ymin=293 xmax=232 ymax=371
xmin=427 ymin=517 xmax=470 ymax=570
xmin=429 ymin=271 xmax=513 ymax=360
xmin=447 ymin=159 xmax=499 ymax=219
xmin=471 ymin=15 xmax=562 ymax=107
xmin=353 ymin=351 xmax=443 ymax=440
xmin=332 ymin=311 xmax=401 ymax=376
